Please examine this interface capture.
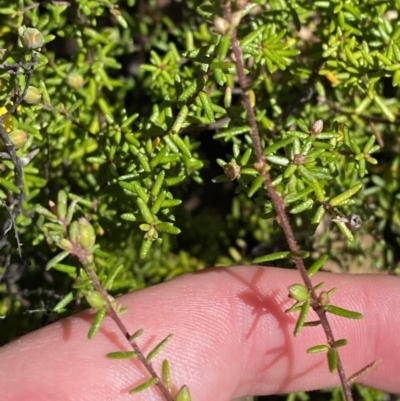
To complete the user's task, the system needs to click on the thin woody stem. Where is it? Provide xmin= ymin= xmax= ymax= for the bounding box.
xmin=222 ymin=2 xmax=353 ymax=401
xmin=84 ymin=263 xmax=174 ymax=401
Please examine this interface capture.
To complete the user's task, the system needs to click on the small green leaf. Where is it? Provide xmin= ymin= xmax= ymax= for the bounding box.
xmin=240 ymin=25 xmax=264 ymax=47
xmin=198 ymin=91 xmax=215 ymax=123
xmin=335 ymin=220 xmax=355 ymax=242
xmin=129 ymin=377 xmax=157 ymax=394
xmin=171 ymin=105 xmax=189 ymax=134
xmin=285 ymin=187 xmax=314 ymax=204
xmin=151 ymin=171 xmax=165 ymax=197
xmin=265 ymin=154 xmax=290 ymax=166
xmin=213 ymin=126 xmax=250 ymax=139
xmin=46 ymin=250 xmax=70 ymax=270
xmin=253 ymin=251 xmax=292 ymax=263
xmin=151 ymin=191 xmax=166 ymax=214
xmin=88 ymin=308 xmax=106 ymax=339
xmin=374 ymin=95 xmax=395 ymax=122
xmin=162 ymin=359 xmax=172 ymax=392
xmin=53 ymin=263 xmax=76 ymax=275
xmin=57 ymin=190 xmax=68 ymax=220
xmin=240 ymin=148 xmax=252 ymax=166
xmin=294 ymin=299 xmax=310 ymax=336
xmin=178 ymin=76 xmax=206 ymax=102
xmin=264 ymin=136 xmax=296 ymax=155
xmin=248 ymin=176 xmax=264 ymax=197
xmin=150 ymin=145 xmax=169 ymax=168
xmin=104 ymin=264 xmax=124 ymax=290
xmin=313 ymin=282 xmax=325 ymax=291
xmin=139 ymin=238 xmax=153 ymax=259
xmin=213 ymin=67 xmax=226 ymax=85
xmin=289 ymin=198 xmax=314 ymax=214
xmin=147 ymin=334 xmax=173 ymax=361
xmin=309 ymin=205 xmax=326 ymax=235
xmin=303 ymin=320 xmax=321 ymax=327
xmin=287 ymin=130 xmax=309 ymax=139
xmin=296 ymin=118 xmax=310 ymax=133
xmin=107 ymin=351 xmax=137 ymax=359
xmin=168 ymin=133 xmax=191 ymax=158
xmin=332 ymin=338 xmax=348 ymax=348
xmin=129 ymin=328 xmax=144 ymax=342
xmin=35 ymin=205 xmax=59 ymax=221
xmin=165 ymin=175 xmax=186 ymax=186
xmin=137 ymin=152 xmax=151 ymax=172
xmin=285 ymin=303 xmax=302 ymax=314
xmin=53 ymin=291 xmax=74 ymax=312
xmin=307 ymin=344 xmax=329 ymax=354
xmin=324 ymin=305 xmax=363 ymax=319
xmin=121 ymin=213 xmax=136 ymax=221
xmin=307 ymin=254 xmax=329 ymax=276
xmin=363 ymin=136 xmax=376 ymax=153
xmin=160 ymin=199 xmax=182 ymax=208
xmin=283 ymin=163 xmax=297 ymax=179
xmin=137 ymin=198 xmax=154 ymax=224
xmin=329 ymin=183 xmax=363 ymax=207
xmin=327 ymin=348 xmax=338 ymax=372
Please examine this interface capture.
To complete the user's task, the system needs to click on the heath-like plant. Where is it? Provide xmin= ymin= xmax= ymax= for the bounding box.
xmin=1 ymin=1 xmax=400 ymax=400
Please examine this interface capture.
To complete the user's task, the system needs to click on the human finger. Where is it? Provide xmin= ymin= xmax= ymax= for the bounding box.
xmin=0 ymin=266 xmax=399 ymax=400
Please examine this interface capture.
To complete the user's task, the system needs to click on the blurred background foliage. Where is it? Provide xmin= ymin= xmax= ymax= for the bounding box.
xmin=1 ymin=0 xmax=400 ymax=400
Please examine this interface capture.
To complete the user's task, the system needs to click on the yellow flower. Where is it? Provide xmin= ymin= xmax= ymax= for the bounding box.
xmin=0 ymin=106 xmax=12 ymax=132
xmin=0 ymin=105 xmax=22 ymax=133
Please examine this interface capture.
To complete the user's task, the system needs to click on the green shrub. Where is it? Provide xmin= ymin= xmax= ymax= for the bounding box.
xmin=1 ymin=0 xmax=399 ymax=400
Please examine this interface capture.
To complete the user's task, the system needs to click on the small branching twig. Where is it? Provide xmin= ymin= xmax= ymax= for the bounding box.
xmin=83 ymin=264 xmax=174 ymax=401
xmin=348 ymin=359 xmax=381 ymax=384
xmin=223 ymin=2 xmax=354 ymax=400
xmin=0 ymin=200 xmax=23 ymax=258
xmin=0 ymin=53 xmax=38 ymax=252
xmin=55 ymin=215 xmax=175 ymax=401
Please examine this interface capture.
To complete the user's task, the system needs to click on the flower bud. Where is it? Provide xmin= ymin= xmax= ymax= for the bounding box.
xmin=144 ymin=225 xmax=158 ymax=241
xmin=293 ymin=153 xmax=305 ymax=165
xmin=58 ymin=238 xmax=74 ymax=252
xmin=175 ymin=385 xmax=191 ymax=401
xmin=85 ymin=290 xmax=105 ymax=309
xmin=288 ymin=283 xmax=309 ymax=302
xmin=9 ymin=129 xmax=28 ymax=148
xmin=24 ymin=86 xmax=42 ymax=104
xmin=214 ymin=16 xmax=230 ymax=35
xmin=0 ymin=129 xmax=28 ymax=150
xmin=223 ymin=162 xmax=241 ymax=180
xmin=77 ymin=218 xmax=96 ymax=250
xmin=20 ymin=28 xmax=44 ymax=50
xmin=310 ymin=119 xmax=323 ymax=136
xmin=318 ymin=291 xmax=330 ymax=306
xmin=231 ymin=11 xmax=242 ymax=28
xmin=67 ymin=72 xmax=85 ymax=90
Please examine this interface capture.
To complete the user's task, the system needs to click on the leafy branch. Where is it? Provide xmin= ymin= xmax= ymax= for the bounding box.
xmin=40 ymin=194 xmax=184 ymax=400
xmin=0 ymin=50 xmax=38 ymax=257
xmin=2 ymin=2 xmax=397 ymax=401
xmin=221 ymin=1 xmax=375 ymax=400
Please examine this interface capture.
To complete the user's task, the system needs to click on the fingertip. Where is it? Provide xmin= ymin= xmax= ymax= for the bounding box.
xmin=1 ymin=267 xmax=400 ymax=400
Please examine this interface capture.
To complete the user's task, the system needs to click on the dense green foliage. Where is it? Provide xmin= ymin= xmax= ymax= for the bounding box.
xmin=1 ymin=0 xmax=400 ymax=399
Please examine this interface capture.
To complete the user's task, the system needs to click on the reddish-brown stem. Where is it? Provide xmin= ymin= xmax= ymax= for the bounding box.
xmin=223 ymin=2 xmax=353 ymax=401
xmin=84 ymin=264 xmax=174 ymax=401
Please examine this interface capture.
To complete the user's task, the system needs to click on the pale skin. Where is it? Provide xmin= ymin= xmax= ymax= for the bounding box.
xmin=1 ymin=266 xmax=400 ymax=401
